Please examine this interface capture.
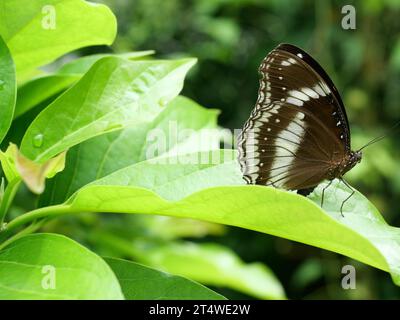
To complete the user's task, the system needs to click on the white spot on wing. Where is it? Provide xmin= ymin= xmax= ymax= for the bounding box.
xmin=269 ymin=112 xmax=306 ymax=187
xmin=301 ymin=87 xmax=319 ymax=99
xmin=313 ymin=84 xmax=326 ymax=97
xmin=286 ymin=97 xmax=304 ymax=106
xmin=288 ymin=90 xmax=310 ymax=102
xmin=320 ymin=81 xmax=331 ymax=95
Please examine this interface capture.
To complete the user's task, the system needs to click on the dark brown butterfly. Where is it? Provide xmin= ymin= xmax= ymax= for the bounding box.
xmin=237 ymin=43 xmax=362 ymax=214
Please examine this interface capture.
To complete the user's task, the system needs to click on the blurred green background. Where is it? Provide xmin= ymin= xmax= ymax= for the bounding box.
xmin=48 ymin=0 xmax=400 ymax=299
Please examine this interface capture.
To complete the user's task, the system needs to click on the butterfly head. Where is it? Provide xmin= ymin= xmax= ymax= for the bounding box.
xmin=351 ymin=150 xmax=362 ymax=163
xmin=346 ymin=150 xmax=362 ymax=171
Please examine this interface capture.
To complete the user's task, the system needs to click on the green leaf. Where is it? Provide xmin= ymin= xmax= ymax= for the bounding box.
xmin=135 ymin=216 xmax=226 ymax=240
xmin=0 ymin=233 xmax=123 ymax=299
xmin=0 ymin=0 xmax=117 ymax=76
xmin=56 ymin=51 xmax=155 ymax=75
xmin=14 ymin=74 xmax=79 ymax=119
xmin=130 ymin=241 xmax=285 ymax=300
xmin=104 ymin=257 xmax=226 ymax=300
xmin=15 ymin=51 xmax=155 ymax=119
xmin=0 ymin=146 xmax=19 ymax=182
xmin=93 ymin=231 xmax=282 ymax=299
xmin=53 ymin=150 xmax=400 ymax=286
xmin=20 ymin=57 xmax=196 ymax=163
xmin=84 ymin=150 xmax=241 ymax=201
xmin=39 ymin=95 xmax=219 ymax=205
xmin=0 ymin=36 xmax=16 ymax=144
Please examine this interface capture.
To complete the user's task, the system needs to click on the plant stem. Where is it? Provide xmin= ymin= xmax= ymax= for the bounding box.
xmin=0 ymin=220 xmax=45 ymax=251
xmin=1 ymin=204 xmax=73 ymax=236
xmin=0 ymin=178 xmax=22 ymax=225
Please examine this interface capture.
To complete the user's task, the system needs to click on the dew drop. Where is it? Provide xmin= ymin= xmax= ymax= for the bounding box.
xmin=33 ymin=134 xmax=44 ymax=148
xmin=158 ymin=97 xmax=169 ymax=107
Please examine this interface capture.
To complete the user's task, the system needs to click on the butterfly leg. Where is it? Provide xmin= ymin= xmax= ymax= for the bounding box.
xmin=321 ymin=180 xmax=333 ymax=208
xmin=339 ymin=178 xmax=355 ymax=217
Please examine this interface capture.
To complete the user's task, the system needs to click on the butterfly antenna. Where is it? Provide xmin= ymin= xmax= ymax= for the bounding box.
xmin=357 ymin=120 xmax=400 ymax=151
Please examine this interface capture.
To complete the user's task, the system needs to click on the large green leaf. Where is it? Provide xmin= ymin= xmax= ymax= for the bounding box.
xmin=0 ymin=36 xmax=16 ymax=144
xmin=20 ymin=57 xmax=196 ymax=163
xmin=0 ymin=0 xmax=117 ymax=76
xmin=0 ymin=233 xmax=123 ymax=299
xmin=48 ymin=150 xmax=398 ymax=286
xmin=39 ymin=95 xmax=219 ymax=205
xmin=15 ymin=74 xmax=79 ymax=120
xmin=15 ymin=51 xmax=155 ymax=119
xmin=104 ymin=257 xmax=226 ymax=300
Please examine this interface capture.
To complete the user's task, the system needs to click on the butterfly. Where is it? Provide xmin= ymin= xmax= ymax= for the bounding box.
xmin=237 ymin=43 xmax=362 ymax=214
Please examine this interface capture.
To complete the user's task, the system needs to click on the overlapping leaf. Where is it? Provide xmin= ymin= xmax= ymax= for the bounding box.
xmin=51 ymin=150 xmax=400 ymax=286
xmin=20 ymin=57 xmax=196 ymax=163
xmin=39 ymin=95 xmax=219 ymax=205
xmin=0 ymin=0 xmax=117 ymax=76
xmin=0 ymin=233 xmax=123 ymax=299
xmin=15 ymin=51 xmax=154 ymax=119
xmin=105 ymin=257 xmax=225 ymax=300
xmin=0 ymin=36 xmax=16 ymax=144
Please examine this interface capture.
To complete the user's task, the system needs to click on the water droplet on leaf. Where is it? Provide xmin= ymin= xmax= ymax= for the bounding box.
xmin=33 ymin=134 xmax=44 ymax=148
xmin=159 ymin=97 xmax=168 ymax=107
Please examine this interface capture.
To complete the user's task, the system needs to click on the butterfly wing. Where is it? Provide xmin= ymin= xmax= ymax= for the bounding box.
xmin=238 ymin=43 xmax=351 ymax=190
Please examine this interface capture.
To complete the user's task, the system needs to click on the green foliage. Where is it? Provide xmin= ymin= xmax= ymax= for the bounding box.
xmin=0 ymin=233 xmax=123 ymax=299
xmin=39 ymin=95 xmax=220 ymax=205
xmin=91 ymin=230 xmax=284 ymax=299
xmin=0 ymin=0 xmax=399 ymax=300
xmin=26 ymin=151 xmax=398 ymax=286
xmin=105 ymin=257 xmax=226 ymax=300
xmin=0 ymin=36 xmax=16 ymax=144
xmin=14 ymin=51 xmax=154 ymax=119
xmin=0 ymin=0 xmax=117 ymax=77
xmin=127 ymin=241 xmax=286 ymax=300
xmin=20 ymin=57 xmax=196 ymax=163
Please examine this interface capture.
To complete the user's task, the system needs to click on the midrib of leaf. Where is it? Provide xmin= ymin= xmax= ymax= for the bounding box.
xmin=95 ymin=131 xmax=126 ymax=180
xmin=120 ymin=161 xmax=238 ymax=197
